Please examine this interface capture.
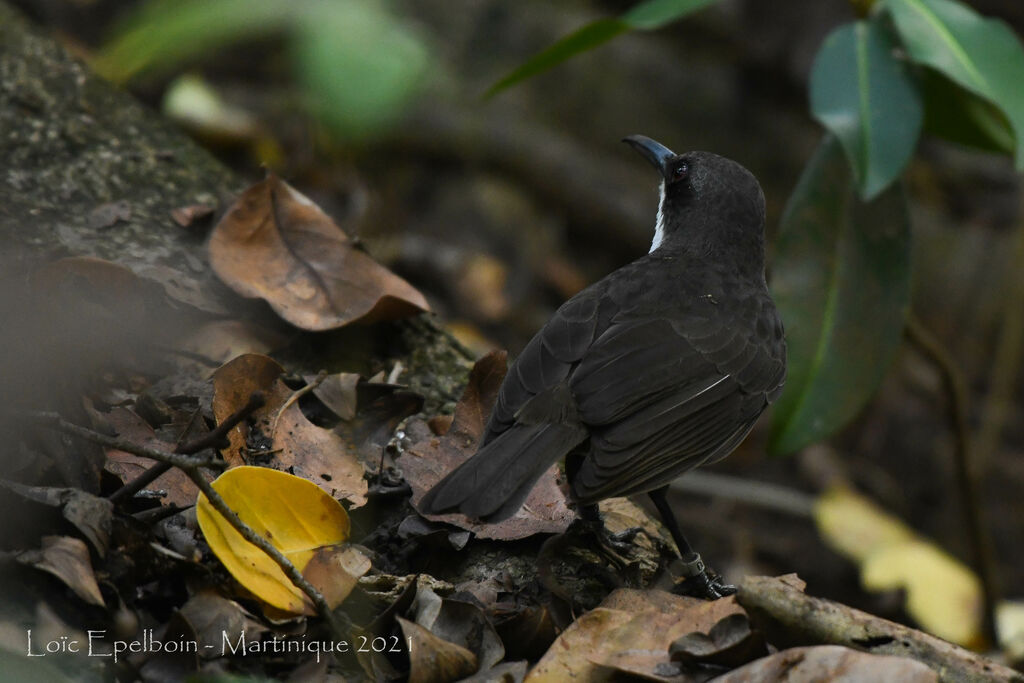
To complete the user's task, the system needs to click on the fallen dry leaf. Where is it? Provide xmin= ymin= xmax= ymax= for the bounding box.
xmin=398 ymin=617 xmax=478 ymax=683
xmin=102 ymin=407 xmax=203 ymax=508
xmin=178 ymin=591 xmax=264 ymax=658
xmin=170 ymin=202 xmax=215 ymax=228
xmin=404 ymin=351 xmax=573 ymax=540
xmin=301 ymin=543 xmax=372 ymax=609
xmin=311 ymin=372 xmax=361 ymax=421
xmin=195 ymin=466 xmax=353 ymax=615
xmin=0 ymin=480 xmax=113 ymax=557
xmin=212 ymin=353 xmax=367 ymax=504
xmin=713 ymin=645 xmax=937 ymax=682
xmin=208 ymin=174 xmax=428 ymax=330
xmin=17 ymin=536 xmax=105 ymax=607
xmin=177 ymin=319 xmax=289 ymax=370
xmin=526 ymin=588 xmax=744 ymax=683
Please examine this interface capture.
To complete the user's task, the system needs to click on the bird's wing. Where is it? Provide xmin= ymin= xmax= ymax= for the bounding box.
xmin=481 ymin=289 xmax=601 ymax=443
xmin=568 ymin=303 xmax=784 ymax=503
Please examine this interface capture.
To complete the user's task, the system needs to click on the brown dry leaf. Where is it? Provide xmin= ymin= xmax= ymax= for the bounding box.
xmin=301 ymin=544 xmax=371 ymax=609
xmin=404 ymin=351 xmax=573 ymax=540
xmin=0 ymin=480 xmax=113 ymax=557
xmin=170 ymin=203 xmax=215 ymax=228
xmin=311 ymin=372 xmax=361 ymax=421
xmin=177 ymin=319 xmax=288 ymax=370
xmin=195 ymin=466 xmax=353 ymax=615
xmin=178 ymin=591 xmax=264 ymax=658
xmin=398 ymin=617 xmax=478 ymax=683
xmin=102 ymin=407 xmax=202 ymax=508
xmin=212 ymin=353 xmax=368 ymax=505
xmin=526 ymin=588 xmax=744 ymax=683
xmin=208 ymin=174 xmax=428 ymax=330
xmin=713 ymin=645 xmax=937 ymax=682
xmin=17 ymin=536 xmax=105 ymax=607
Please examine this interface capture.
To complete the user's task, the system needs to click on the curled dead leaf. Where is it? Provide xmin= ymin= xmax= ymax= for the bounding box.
xmin=404 ymin=351 xmax=573 ymax=540
xmin=17 ymin=536 xmax=105 ymax=607
xmin=208 ymin=174 xmax=428 ymax=330
xmin=398 ymin=617 xmax=478 ymax=683
xmin=302 ymin=543 xmax=372 ymax=609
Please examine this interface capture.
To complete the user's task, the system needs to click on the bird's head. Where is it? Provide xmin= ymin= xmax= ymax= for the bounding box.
xmin=623 ymin=135 xmax=766 ymax=271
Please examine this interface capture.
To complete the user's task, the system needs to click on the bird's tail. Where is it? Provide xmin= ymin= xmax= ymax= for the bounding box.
xmin=418 ymin=422 xmax=586 ymax=522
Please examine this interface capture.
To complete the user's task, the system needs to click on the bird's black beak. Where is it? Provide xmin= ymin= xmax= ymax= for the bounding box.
xmin=623 ymin=135 xmax=676 ymax=176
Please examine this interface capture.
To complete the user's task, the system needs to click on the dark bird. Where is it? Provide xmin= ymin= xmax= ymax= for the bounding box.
xmin=419 ymin=135 xmax=786 ymax=598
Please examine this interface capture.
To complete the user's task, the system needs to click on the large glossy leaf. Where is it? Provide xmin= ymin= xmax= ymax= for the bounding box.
xmin=884 ymin=0 xmax=1024 ymax=168
xmin=769 ymin=136 xmax=911 ymax=455
xmin=920 ymin=70 xmax=1015 ymax=155
xmin=485 ymin=0 xmax=720 ymax=98
xmin=810 ymin=20 xmax=922 ymax=200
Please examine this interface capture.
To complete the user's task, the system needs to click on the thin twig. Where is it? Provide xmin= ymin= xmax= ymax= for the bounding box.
xmin=974 ymin=201 xmax=1024 ymax=471
xmin=670 ymin=471 xmax=815 ymax=518
xmin=108 ymin=392 xmax=265 ymax=504
xmin=28 ymin=412 xmax=224 ymax=470
xmin=271 ymin=372 xmax=326 ymax=438
xmin=905 ymin=314 xmax=998 ymax=646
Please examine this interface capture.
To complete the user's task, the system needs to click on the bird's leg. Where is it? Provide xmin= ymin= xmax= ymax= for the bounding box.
xmin=648 ymin=486 xmax=736 ymax=600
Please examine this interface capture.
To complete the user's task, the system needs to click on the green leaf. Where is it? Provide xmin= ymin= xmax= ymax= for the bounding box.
xmin=920 ymin=69 xmax=1015 ymax=155
xmin=484 ymin=20 xmax=628 ymax=99
xmin=884 ymin=0 xmax=1024 ymax=169
xmin=770 ymin=136 xmax=911 ymax=455
xmin=622 ymin=0 xmax=722 ymax=29
xmin=485 ymin=0 xmax=720 ymax=98
xmin=94 ymin=0 xmax=295 ymax=83
xmin=810 ymin=20 xmax=922 ymax=200
xmin=292 ymin=2 xmax=428 ymax=140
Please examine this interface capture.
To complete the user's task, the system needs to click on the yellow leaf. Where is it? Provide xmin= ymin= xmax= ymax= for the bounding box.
xmin=813 ymin=484 xmax=982 ymax=647
xmin=863 ymin=541 xmax=982 ymax=648
xmin=196 ymin=466 xmax=353 ymax=615
xmin=813 ymin=484 xmax=914 ymax=562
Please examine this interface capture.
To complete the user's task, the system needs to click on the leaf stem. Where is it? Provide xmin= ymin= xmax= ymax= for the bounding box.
xmin=904 ymin=314 xmax=998 ymax=646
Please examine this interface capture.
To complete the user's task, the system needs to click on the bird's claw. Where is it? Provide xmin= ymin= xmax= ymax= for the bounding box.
xmin=674 ymin=553 xmax=736 ymax=600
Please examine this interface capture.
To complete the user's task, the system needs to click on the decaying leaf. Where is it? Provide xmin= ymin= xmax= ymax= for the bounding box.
xmin=195 ymin=466 xmax=354 ymax=615
xmin=527 ymin=588 xmax=744 ymax=682
xmin=311 ymin=372 xmax=361 ymax=421
xmin=0 ymin=480 xmax=113 ymax=557
xmin=410 ymin=586 xmax=505 ymax=674
xmin=178 ymin=591 xmax=265 ymax=658
xmin=397 ymin=617 xmax=478 ymax=683
xmin=17 ymin=536 xmax=105 ymax=607
xmin=212 ymin=353 xmax=368 ymax=505
xmin=405 ymin=351 xmax=573 ymax=540
xmin=208 ymin=173 xmax=428 ymax=330
xmin=301 ymin=543 xmax=372 ymax=609
xmin=177 ymin=319 xmax=289 ymax=370
xmin=814 ymin=484 xmax=982 ymax=646
xmin=102 ymin=407 xmax=202 ymax=508
xmin=712 ymin=645 xmax=937 ymax=682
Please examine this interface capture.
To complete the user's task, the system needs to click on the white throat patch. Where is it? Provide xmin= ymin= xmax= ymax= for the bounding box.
xmin=650 ymin=181 xmax=665 ymax=253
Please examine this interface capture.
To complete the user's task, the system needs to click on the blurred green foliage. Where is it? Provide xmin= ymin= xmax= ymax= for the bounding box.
xmin=95 ymin=0 xmax=428 ymax=140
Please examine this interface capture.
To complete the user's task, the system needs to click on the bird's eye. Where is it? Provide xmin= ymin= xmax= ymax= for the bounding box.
xmin=672 ymin=163 xmax=689 ymax=182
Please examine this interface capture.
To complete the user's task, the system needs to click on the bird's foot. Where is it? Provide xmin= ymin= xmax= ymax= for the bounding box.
xmin=673 ymin=553 xmax=736 ymax=600
xmin=569 ymin=517 xmax=641 ymax=569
